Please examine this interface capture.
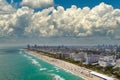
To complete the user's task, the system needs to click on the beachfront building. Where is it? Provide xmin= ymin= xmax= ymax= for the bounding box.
xmin=84 ymin=53 xmax=100 ymax=64
xmin=116 ymin=52 xmax=120 ymax=59
xmin=56 ymin=52 xmax=70 ymax=59
xmin=98 ymin=56 xmax=116 ymax=67
xmin=70 ymin=52 xmax=85 ymax=62
xmin=116 ymin=59 xmax=120 ymax=67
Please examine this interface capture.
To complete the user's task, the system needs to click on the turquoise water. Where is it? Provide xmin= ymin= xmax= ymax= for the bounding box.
xmin=0 ymin=48 xmax=84 ymax=80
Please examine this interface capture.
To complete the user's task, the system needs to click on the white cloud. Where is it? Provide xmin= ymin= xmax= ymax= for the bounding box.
xmin=0 ymin=0 xmax=16 ymax=14
xmin=0 ymin=14 xmax=14 ymax=37
xmin=24 ymin=2 xmax=120 ymax=38
xmin=0 ymin=2 xmax=120 ymax=38
xmin=21 ymin=0 xmax=54 ymax=8
xmin=0 ymin=0 xmax=16 ymax=37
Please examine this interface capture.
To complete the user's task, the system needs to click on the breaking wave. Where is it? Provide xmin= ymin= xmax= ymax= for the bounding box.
xmin=52 ymin=74 xmax=65 ymax=80
xmin=48 ymin=70 xmax=54 ymax=72
xmin=39 ymin=68 xmax=47 ymax=71
xmin=31 ymin=59 xmax=41 ymax=67
xmin=23 ymin=54 xmax=41 ymax=67
xmin=54 ymin=66 xmax=60 ymax=70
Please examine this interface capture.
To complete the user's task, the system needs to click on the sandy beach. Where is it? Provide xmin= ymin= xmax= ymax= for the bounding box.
xmin=26 ymin=50 xmax=104 ymax=80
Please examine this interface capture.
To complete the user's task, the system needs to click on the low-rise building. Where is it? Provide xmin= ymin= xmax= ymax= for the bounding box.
xmin=98 ymin=56 xmax=116 ymax=67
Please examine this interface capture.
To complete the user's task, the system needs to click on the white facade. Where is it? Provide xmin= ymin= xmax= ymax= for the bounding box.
xmin=74 ymin=53 xmax=85 ymax=61
xmin=84 ymin=53 xmax=100 ymax=64
xmin=116 ymin=59 xmax=120 ymax=67
xmin=98 ymin=56 xmax=116 ymax=67
xmin=70 ymin=52 xmax=86 ymax=61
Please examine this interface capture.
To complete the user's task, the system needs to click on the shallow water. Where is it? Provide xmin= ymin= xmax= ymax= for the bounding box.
xmin=0 ymin=48 xmax=84 ymax=80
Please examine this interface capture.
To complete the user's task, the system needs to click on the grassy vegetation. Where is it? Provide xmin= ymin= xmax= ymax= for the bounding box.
xmin=30 ymin=49 xmax=120 ymax=79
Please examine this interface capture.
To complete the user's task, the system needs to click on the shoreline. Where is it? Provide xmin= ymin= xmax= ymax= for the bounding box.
xmin=25 ymin=50 xmax=105 ymax=80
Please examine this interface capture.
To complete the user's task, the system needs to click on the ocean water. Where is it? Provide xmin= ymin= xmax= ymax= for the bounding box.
xmin=0 ymin=47 xmax=84 ymax=80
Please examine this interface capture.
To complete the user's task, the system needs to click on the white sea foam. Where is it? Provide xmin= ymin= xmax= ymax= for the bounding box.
xmin=23 ymin=53 xmax=41 ymax=67
xmin=56 ymin=70 xmax=59 ymax=72
xmin=64 ymin=69 xmax=75 ymax=75
xmin=23 ymin=54 xmax=32 ymax=59
xmin=19 ymin=51 xmax=22 ymax=54
xmin=19 ymin=49 xmax=25 ymax=54
xmin=31 ymin=59 xmax=38 ymax=64
xmin=31 ymin=59 xmax=41 ymax=67
xmin=54 ymin=67 xmax=60 ymax=70
xmin=23 ymin=54 xmax=27 ymax=57
xmin=48 ymin=70 xmax=54 ymax=72
xmin=39 ymin=68 xmax=47 ymax=71
xmin=23 ymin=51 xmax=28 ymax=54
xmin=52 ymin=74 xmax=65 ymax=80
xmin=28 ymin=56 xmax=32 ymax=59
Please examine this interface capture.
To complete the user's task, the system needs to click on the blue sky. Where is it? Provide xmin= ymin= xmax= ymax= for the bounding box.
xmin=0 ymin=0 xmax=120 ymax=46
xmin=55 ymin=0 xmax=120 ymax=9
xmin=6 ymin=0 xmax=120 ymax=9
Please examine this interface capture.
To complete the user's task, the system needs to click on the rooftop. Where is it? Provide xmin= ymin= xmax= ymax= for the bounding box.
xmin=90 ymin=71 xmax=116 ymax=80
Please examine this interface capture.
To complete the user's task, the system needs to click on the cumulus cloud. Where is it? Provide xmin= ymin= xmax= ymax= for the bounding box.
xmin=0 ymin=2 xmax=120 ymax=39
xmin=0 ymin=0 xmax=16 ymax=14
xmin=0 ymin=0 xmax=16 ymax=37
xmin=0 ymin=0 xmax=33 ymax=37
xmin=21 ymin=0 xmax=54 ymax=8
xmin=25 ymin=2 xmax=120 ymax=38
